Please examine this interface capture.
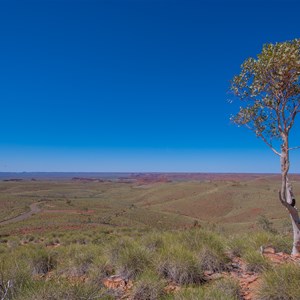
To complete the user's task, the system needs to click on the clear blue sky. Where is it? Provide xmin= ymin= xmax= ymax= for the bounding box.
xmin=0 ymin=0 xmax=299 ymax=172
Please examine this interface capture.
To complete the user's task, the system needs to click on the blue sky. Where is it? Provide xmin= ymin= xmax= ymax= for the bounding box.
xmin=0 ymin=0 xmax=299 ymax=172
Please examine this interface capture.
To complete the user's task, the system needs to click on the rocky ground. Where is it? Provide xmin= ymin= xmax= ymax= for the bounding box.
xmin=102 ymin=246 xmax=300 ymax=300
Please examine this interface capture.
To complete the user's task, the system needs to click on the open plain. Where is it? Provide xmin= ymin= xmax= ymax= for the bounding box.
xmin=0 ymin=173 xmax=299 ymax=299
xmin=0 ymin=173 xmax=298 ymax=235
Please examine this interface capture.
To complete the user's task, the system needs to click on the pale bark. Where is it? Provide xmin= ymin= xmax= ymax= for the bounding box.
xmin=280 ymin=135 xmax=289 ymax=203
xmin=279 ymin=134 xmax=300 ymax=254
xmin=279 ymin=188 xmax=300 ymax=255
xmin=290 ymin=216 xmax=300 ymax=255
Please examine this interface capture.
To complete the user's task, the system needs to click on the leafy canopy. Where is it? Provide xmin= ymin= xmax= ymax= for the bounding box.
xmin=231 ymin=39 xmax=300 ymax=154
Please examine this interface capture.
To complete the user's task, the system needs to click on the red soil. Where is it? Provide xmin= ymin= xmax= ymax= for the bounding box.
xmin=222 ymin=208 xmax=263 ymax=223
xmin=11 ymin=224 xmax=98 ymax=235
xmin=42 ymin=209 xmax=95 ymax=214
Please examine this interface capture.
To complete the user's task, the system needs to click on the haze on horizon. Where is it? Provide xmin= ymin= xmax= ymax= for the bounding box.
xmin=0 ymin=0 xmax=300 ymax=173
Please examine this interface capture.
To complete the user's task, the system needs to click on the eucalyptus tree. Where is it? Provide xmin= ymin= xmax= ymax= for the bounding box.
xmin=231 ymin=39 xmax=300 ymax=254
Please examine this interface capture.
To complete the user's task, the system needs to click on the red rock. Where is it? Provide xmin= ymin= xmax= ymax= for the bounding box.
xmin=263 ymin=246 xmax=276 ymax=254
xmin=102 ymin=275 xmax=132 ymax=290
xmin=164 ymin=283 xmax=180 ymax=294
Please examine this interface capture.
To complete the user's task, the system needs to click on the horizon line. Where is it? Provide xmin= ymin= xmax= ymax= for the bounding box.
xmin=0 ymin=171 xmax=295 ymax=175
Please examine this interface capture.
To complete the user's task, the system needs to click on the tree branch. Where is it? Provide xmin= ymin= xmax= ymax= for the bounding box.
xmin=256 ymin=131 xmax=281 ymax=156
xmin=287 ymin=102 xmax=300 ymax=131
xmin=243 ymin=123 xmax=281 ymax=156
xmin=273 ymin=101 xmax=284 ymax=134
xmin=288 ymin=146 xmax=300 ymax=151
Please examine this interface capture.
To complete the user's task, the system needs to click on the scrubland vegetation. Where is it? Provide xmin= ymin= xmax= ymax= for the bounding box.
xmin=0 ymin=177 xmax=300 ymax=299
xmin=0 ymin=226 xmax=296 ymax=299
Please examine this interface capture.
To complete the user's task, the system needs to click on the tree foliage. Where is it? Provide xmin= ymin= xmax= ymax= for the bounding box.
xmin=231 ymin=39 xmax=300 ymax=156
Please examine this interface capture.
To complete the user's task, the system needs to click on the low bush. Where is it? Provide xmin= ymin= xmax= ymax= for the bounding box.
xmin=88 ymin=256 xmax=114 ymax=285
xmin=0 ymin=256 xmax=33 ymax=299
xmin=6 ymin=237 xmax=20 ymax=249
xmin=158 ymin=244 xmax=204 ymax=285
xmin=56 ymin=244 xmax=101 ymax=277
xmin=258 ymin=264 xmax=300 ymax=300
xmin=174 ymin=286 xmax=205 ymax=300
xmin=244 ymin=249 xmax=270 ymax=273
xmin=180 ymin=228 xmax=225 ymax=255
xmin=0 ymin=244 xmax=7 ymax=254
xmin=28 ymin=247 xmax=57 ymax=276
xmin=0 ymin=227 xmax=296 ymax=299
xmin=227 ymin=231 xmax=291 ymax=258
xmin=142 ymin=231 xmax=165 ymax=252
xmin=198 ymin=246 xmax=228 ymax=272
xmin=108 ymin=239 xmax=152 ymax=279
xmin=14 ymin=280 xmax=115 ymax=300
xmin=175 ymin=278 xmax=241 ymax=300
xmin=131 ymin=271 xmax=166 ymax=300
xmin=227 ymin=236 xmax=247 ymax=257
xmin=249 ymin=232 xmax=289 ymax=253
xmin=205 ymin=277 xmax=241 ymax=300
xmin=256 ymin=215 xmax=277 ymax=234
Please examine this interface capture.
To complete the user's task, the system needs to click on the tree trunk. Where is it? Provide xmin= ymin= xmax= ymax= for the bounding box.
xmin=279 ymin=134 xmax=300 ymax=255
xmin=290 ymin=215 xmax=300 ymax=255
xmin=280 ymin=137 xmax=289 ymax=203
xmin=279 ymin=192 xmax=300 ymax=255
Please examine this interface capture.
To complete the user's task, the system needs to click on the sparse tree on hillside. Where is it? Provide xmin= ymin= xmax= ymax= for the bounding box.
xmin=230 ymin=39 xmax=300 ymax=254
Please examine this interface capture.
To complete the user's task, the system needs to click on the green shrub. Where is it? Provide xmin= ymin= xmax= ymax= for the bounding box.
xmin=177 ymin=229 xmax=229 ymax=273
xmin=268 ymin=234 xmax=291 ymax=254
xmin=198 ymin=247 xmax=228 ymax=272
xmin=174 ymin=286 xmax=205 ymax=300
xmin=257 ymin=215 xmax=277 ymax=234
xmin=227 ymin=232 xmax=291 ymax=258
xmin=0 ymin=257 xmax=33 ymax=299
xmin=14 ymin=280 xmax=115 ymax=300
xmin=205 ymin=278 xmax=241 ymax=300
xmin=142 ymin=232 xmax=164 ymax=252
xmin=0 ymin=244 xmax=7 ymax=254
xmin=131 ymin=272 xmax=166 ymax=300
xmin=258 ymin=264 xmax=300 ymax=300
xmin=174 ymin=278 xmax=241 ymax=300
xmin=61 ymin=233 xmax=90 ymax=245
xmin=91 ymin=232 xmax=116 ymax=245
xmin=180 ymin=228 xmax=225 ymax=255
xmin=29 ymin=248 xmax=57 ymax=275
xmin=56 ymin=244 xmax=100 ymax=277
xmin=109 ymin=239 xmax=152 ymax=279
xmin=24 ymin=235 xmax=36 ymax=243
xmin=158 ymin=245 xmax=204 ymax=285
xmin=88 ymin=255 xmax=114 ymax=285
xmin=248 ymin=232 xmax=289 ymax=253
xmin=244 ymin=249 xmax=270 ymax=273
xmin=6 ymin=237 xmax=20 ymax=249
xmin=227 ymin=236 xmax=247 ymax=257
